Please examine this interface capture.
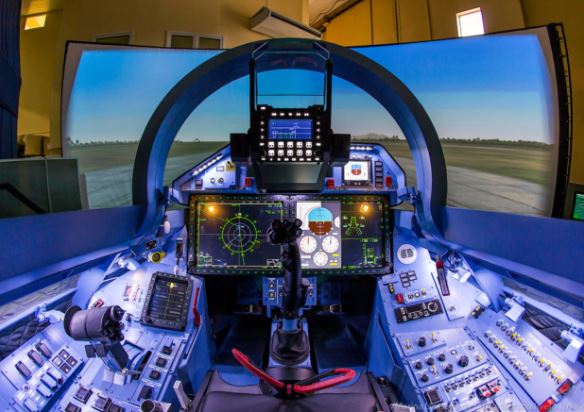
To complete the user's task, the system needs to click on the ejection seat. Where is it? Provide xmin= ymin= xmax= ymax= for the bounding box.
xmin=191 ymin=370 xmax=385 ymax=412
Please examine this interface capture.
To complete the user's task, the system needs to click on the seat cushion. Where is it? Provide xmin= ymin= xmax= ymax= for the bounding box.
xmin=199 ymin=391 xmax=378 ymax=412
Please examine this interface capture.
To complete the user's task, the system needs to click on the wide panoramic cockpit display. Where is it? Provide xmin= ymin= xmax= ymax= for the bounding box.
xmin=188 ymin=195 xmax=391 ymax=274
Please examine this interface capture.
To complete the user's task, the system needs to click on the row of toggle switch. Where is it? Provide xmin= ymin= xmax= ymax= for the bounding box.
xmin=486 ymin=319 xmax=567 ymax=384
xmin=443 ymin=365 xmax=495 ymax=393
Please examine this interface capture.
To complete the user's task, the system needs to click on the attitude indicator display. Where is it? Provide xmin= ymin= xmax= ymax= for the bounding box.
xmin=189 ymin=196 xmax=285 ymax=272
xmin=295 ymin=196 xmax=389 ymax=272
xmin=296 ymin=201 xmax=342 ymax=269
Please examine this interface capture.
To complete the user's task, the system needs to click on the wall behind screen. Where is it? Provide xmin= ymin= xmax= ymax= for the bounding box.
xmin=63 ymin=30 xmax=557 ymax=215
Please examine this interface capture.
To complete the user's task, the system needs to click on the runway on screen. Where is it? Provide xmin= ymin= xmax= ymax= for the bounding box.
xmin=83 ymin=151 xmax=547 ymax=215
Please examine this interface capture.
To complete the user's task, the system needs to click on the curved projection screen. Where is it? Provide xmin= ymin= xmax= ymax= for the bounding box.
xmin=62 ymin=27 xmax=561 ymax=215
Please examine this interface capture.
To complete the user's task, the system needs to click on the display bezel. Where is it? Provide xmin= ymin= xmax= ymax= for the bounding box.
xmin=188 ymin=194 xmax=289 ymax=275
xmin=188 ymin=194 xmax=392 ymax=276
xmin=572 ymin=192 xmax=584 ymax=221
xmin=140 ymin=272 xmax=193 ymax=331
xmin=290 ymin=194 xmax=392 ymax=275
xmin=343 ymin=159 xmax=373 ymax=186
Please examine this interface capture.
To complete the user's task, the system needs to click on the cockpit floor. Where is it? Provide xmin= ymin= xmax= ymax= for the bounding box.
xmin=213 ymin=314 xmax=271 ymax=366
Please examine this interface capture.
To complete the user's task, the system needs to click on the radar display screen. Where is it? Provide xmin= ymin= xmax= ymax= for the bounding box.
xmin=295 ymin=195 xmax=390 ymax=273
xmin=268 ymin=119 xmax=313 ymax=140
xmin=141 ymin=272 xmax=192 ymax=331
xmin=189 ymin=196 xmax=285 ymax=273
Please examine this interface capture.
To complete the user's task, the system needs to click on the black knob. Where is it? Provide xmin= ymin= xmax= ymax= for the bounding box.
xmin=444 ymin=364 xmax=454 ymax=374
xmin=458 ymin=355 xmax=469 ymax=368
xmin=438 ymin=353 xmax=446 ymax=362
xmin=418 ymin=337 xmax=426 ymax=347
xmin=426 ymin=357 xmax=435 ymax=366
xmin=421 ymin=374 xmax=429 ymax=382
xmin=414 ymin=361 xmax=422 ymax=370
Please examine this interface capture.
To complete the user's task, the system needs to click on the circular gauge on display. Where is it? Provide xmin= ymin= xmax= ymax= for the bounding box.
xmin=307 ymin=207 xmax=334 ymax=236
xmin=321 ymin=235 xmax=339 ymax=253
xmin=299 ymin=235 xmax=318 ymax=254
xmin=313 ymin=251 xmax=329 ymax=267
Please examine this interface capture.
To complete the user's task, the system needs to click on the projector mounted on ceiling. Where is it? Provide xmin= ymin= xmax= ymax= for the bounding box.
xmin=250 ymin=7 xmax=322 ymax=39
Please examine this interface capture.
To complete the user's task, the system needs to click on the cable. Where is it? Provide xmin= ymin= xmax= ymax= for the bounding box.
xmin=232 ymin=348 xmax=356 ymax=396
xmin=309 ymin=0 xmax=347 ymax=26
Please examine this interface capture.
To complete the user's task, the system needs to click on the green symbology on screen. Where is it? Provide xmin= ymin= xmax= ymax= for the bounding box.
xmin=573 ymin=193 xmax=584 ymax=221
xmin=195 ymin=199 xmax=284 ymax=269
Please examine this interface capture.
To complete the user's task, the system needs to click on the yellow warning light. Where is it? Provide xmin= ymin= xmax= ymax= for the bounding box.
xmin=360 ymin=204 xmax=370 ymax=212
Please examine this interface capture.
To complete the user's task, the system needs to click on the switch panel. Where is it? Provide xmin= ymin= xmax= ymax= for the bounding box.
xmin=472 ymin=311 xmax=584 ymax=406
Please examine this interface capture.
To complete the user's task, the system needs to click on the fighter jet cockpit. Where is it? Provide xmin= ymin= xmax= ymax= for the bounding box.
xmin=0 ymin=32 xmax=583 ymax=412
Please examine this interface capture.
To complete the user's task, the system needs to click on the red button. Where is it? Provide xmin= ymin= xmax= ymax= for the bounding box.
xmin=326 ymin=178 xmax=335 ymax=189
xmin=396 ymin=293 xmax=404 ymax=304
xmin=244 ymin=177 xmax=253 ymax=187
xmin=539 ymin=398 xmax=556 ymax=412
xmin=385 ymin=176 xmax=393 ymax=187
xmin=558 ymin=379 xmax=573 ymax=395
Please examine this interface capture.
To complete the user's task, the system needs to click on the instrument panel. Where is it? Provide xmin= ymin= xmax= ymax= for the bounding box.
xmin=187 ymin=194 xmax=392 ymax=275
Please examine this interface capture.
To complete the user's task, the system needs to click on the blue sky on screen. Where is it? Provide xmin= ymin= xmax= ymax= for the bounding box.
xmin=66 ymin=33 xmax=552 ymax=143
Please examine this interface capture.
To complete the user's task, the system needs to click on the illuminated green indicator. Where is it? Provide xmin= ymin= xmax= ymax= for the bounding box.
xmin=573 ymin=193 xmax=584 ymax=221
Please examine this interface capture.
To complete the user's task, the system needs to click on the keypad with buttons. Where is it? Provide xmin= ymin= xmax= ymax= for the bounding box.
xmin=256 ymin=105 xmax=324 ymax=162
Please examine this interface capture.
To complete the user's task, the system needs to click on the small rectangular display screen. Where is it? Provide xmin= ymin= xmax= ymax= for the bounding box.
xmin=295 ymin=196 xmax=388 ymax=270
xmin=573 ymin=193 xmax=584 ymax=221
xmin=141 ymin=273 xmax=192 ymax=331
xmin=268 ymin=119 xmax=313 ymax=140
xmin=343 ymin=160 xmax=371 ymax=182
xmin=193 ymin=198 xmax=285 ymax=269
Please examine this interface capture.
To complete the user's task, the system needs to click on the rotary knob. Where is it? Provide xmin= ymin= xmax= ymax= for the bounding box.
xmin=418 ymin=337 xmax=427 ymax=347
xmin=458 ymin=355 xmax=469 ymax=368
xmin=438 ymin=353 xmax=446 ymax=362
xmin=426 ymin=357 xmax=435 ymax=366
xmin=421 ymin=374 xmax=429 ymax=382
xmin=444 ymin=364 xmax=454 ymax=374
xmin=414 ymin=361 xmax=422 ymax=370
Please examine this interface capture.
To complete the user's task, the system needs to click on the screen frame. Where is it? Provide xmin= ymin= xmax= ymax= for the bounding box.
xmin=289 ymin=194 xmax=392 ymax=275
xmin=343 ymin=159 xmax=373 ymax=186
xmin=61 ymin=25 xmax=570 ymax=218
xmin=571 ymin=191 xmax=584 ymax=221
xmin=140 ymin=271 xmax=193 ymax=331
xmin=187 ymin=194 xmax=289 ymax=275
xmin=188 ymin=194 xmax=392 ymax=275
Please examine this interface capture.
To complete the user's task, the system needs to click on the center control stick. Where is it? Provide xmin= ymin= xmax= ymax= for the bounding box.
xmin=267 ymin=218 xmax=311 ymax=365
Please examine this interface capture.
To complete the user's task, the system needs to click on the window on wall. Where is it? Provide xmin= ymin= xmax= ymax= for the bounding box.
xmin=24 ymin=14 xmax=47 ymax=30
xmin=166 ymin=32 xmax=223 ymax=49
xmin=167 ymin=32 xmax=196 ymax=48
xmin=198 ymin=36 xmax=222 ymax=50
xmin=456 ymin=8 xmax=485 ymax=37
xmin=95 ymin=33 xmax=132 ymax=45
